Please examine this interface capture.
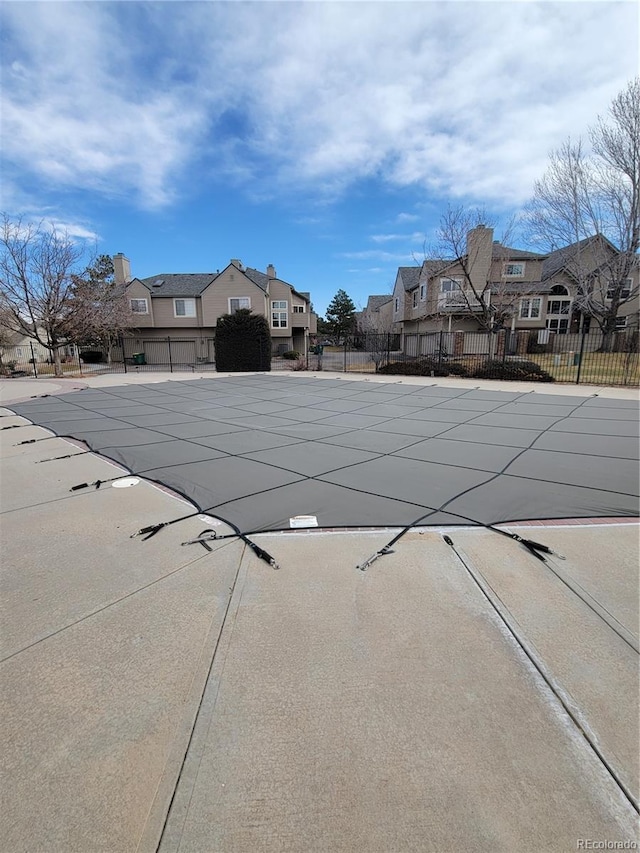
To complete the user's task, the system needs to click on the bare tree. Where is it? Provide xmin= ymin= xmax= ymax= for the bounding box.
xmin=0 ymin=216 xmax=85 ymax=376
xmin=69 ymin=255 xmax=135 ymax=363
xmin=429 ymin=206 xmax=537 ymax=333
xmin=526 ymin=77 xmax=640 ymax=349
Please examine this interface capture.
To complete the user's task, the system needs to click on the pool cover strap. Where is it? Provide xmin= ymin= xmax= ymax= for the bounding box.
xmin=132 ymin=512 xmax=201 ymax=541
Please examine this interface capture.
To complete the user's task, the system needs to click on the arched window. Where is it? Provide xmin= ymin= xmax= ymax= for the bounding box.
xmin=546 ymin=284 xmax=572 ymax=333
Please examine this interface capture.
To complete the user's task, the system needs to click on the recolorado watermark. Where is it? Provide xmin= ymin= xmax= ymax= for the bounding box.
xmin=577 ymin=842 xmax=638 ymax=850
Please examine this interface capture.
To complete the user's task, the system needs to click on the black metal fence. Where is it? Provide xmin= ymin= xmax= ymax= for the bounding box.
xmin=2 ymin=329 xmax=638 ymax=386
xmin=305 ymin=329 xmax=638 ymax=386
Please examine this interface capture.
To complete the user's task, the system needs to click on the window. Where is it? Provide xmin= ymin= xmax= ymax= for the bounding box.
xmin=504 ymin=263 xmax=525 ymax=277
xmin=229 ymin=297 xmax=250 ymax=313
xmin=174 ymin=298 xmax=196 ymax=318
xmin=547 ymin=299 xmax=571 ymax=315
xmin=606 ymin=279 xmax=632 ymax=300
xmin=420 ymin=284 xmax=426 ymax=300
xmin=440 ymin=278 xmax=462 ymax=293
xmin=293 ymin=305 xmax=305 ymax=313
xmin=615 ymin=316 xmax=628 ymax=330
xmin=412 ymin=290 xmax=419 ymax=308
xmin=546 ymin=318 xmax=569 ymax=334
xmin=519 ymin=297 xmax=542 ymax=319
xmin=271 ymin=300 xmax=288 ymax=328
xmin=394 ymin=297 xmax=399 ymax=312
xmin=130 ymin=298 xmax=148 ymax=314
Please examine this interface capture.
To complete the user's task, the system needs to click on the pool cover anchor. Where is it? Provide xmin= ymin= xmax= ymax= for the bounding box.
xmin=70 ymin=479 xmax=105 ymax=491
xmin=132 ymin=513 xmax=281 ymax=569
xmin=15 ymin=436 xmax=57 ymax=446
xmin=356 ymin=517 xmax=564 ymax=573
xmin=36 ymin=451 xmax=91 ymax=463
xmin=357 ymin=546 xmax=395 ymax=572
xmin=182 ymin=530 xmax=219 ymax=552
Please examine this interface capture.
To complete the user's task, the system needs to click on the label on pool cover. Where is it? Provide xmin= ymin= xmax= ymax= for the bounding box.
xmin=289 ymin=515 xmax=318 ymax=528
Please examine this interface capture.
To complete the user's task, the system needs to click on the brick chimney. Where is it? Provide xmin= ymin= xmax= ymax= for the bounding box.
xmin=113 ymin=253 xmax=131 ymax=285
xmin=466 ymin=226 xmax=493 ymax=292
xmin=266 ymin=264 xmax=276 ymax=278
xmin=230 ymin=259 xmax=243 ymax=270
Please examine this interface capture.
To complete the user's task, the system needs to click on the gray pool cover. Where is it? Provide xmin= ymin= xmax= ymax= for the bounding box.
xmin=9 ymin=375 xmax=639 ymax=533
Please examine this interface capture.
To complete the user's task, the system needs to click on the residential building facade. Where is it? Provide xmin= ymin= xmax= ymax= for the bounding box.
xmin=388 ymin=227 xmax=638 ymax=341
xmin=357 ymin=294 xmax=394 ymax=333
xmin=540 ymin=236 xmax=639 ymax=335
xmin=114 ymin=255 xmax=317 ymax=363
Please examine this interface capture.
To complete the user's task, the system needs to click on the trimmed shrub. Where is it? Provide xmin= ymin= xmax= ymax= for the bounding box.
xmin=214 ymin=309 xmax=271 ymax=372
xmin=282 ymin=350 xmax=301 ymax=360
xmin=446 ymin=362 xmax=469 ymax=376
xmin=378 ymin=359 xmax=451 ymax=377
xmin=471 ymin=359 xmax=555 ymax=382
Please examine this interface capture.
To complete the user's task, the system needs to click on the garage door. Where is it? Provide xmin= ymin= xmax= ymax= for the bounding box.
xmin=143 ymin=339 xmax=197 ymax=365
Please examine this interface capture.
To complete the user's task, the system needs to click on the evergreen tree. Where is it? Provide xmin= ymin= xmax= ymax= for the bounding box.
xmin=325 ymin=289 xmax=356 ymax=340
xmin=214 ymin=309 xmax=271 ymax=371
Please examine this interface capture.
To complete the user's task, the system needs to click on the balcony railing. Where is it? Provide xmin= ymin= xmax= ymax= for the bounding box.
xmin=437 ymin=289 xmax=488 ymax=312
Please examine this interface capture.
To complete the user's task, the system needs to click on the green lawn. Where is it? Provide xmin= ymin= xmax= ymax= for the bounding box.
xmin=529 ymin=351 xmax=639 ymax=386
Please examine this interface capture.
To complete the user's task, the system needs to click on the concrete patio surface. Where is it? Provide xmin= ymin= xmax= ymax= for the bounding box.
xmin=1 ymin=373 xmax=638 ymax=853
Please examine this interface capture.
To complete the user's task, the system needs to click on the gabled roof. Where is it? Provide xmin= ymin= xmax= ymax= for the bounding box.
xmin=541 ymin=235 xmax=618 ymax=281
xmin=419 ymin=245 xmax=547 ymax=283
xmin=243 ymin=267 xmax=309 ymax=302
xmin=243 ymin=268 xmax=269 ymax=291
xmin=397 ymin=267 xmax=421 ymax=291
xmin=139 ymin=274 xmax=218 ymax=297
xmin=491 ymin=243 xmax=547 ymax=261
xmin=366 ymin=295 xmax=392 ymax=310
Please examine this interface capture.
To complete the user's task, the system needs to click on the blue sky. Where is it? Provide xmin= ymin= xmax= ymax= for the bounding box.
xmin=1 ymin=1 xmax=638 ymax=317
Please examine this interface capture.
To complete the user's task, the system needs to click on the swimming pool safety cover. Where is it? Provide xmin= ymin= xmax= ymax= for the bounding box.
xmin=11 ymin=375 xmax=639 ymax=533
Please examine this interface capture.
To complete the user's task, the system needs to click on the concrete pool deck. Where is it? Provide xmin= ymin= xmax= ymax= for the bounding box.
xmin=1 ymin=373 xmax=638 ymax=852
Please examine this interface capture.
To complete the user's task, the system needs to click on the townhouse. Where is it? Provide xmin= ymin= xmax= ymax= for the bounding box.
xmin=388 ymin=226 xmax=638 ymax=338
xmin=114 ymin=254 xmax=317 ymax=364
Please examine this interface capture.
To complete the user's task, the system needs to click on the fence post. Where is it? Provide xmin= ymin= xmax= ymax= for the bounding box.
xmin=29 ymin=342 xmax=38 ymax=378
xmin=77 ymin=346 xmax=82 ymax=376
xmin=167 ymin=336 xmax=173 ymax=373
xmin=122 ymin=336 xmax=128 ymax=373
xmin=343 ymin=339 xmax=347 ymax=373
xmin=438 ymin=330 xmax=444 ymax=369
xmin=387 ymin=333 xmax=391 ymax=367
xmin=575 ymin=328 xmax=587 ymax=385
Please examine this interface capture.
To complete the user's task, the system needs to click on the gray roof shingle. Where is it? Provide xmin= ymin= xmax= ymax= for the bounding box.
xmin=398 ymin=267 xmax=421 ymax=291
xmin=491 ymin=243 xmax=547 ymax=261
xmin=366 ymin=295 xmax=392 ymax=310
xmin=540 ymin=236 xmax=615 ymax=281
xmin=139 ymin=274 xmax=217 ymax=297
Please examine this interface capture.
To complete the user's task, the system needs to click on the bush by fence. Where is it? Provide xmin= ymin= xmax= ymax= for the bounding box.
xmin=1 ymin=327 xmax=638 ymax=385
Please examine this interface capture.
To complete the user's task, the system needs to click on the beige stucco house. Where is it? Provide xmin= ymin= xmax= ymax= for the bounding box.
xmin=391 ymin=226 xmax=549 ymax=336
xmin=540 ymin=236 xmax=639 ymax=335
xmin=387 ymin=227 xmax=638 ymax=342
xmin=114 ymin=254 xmax=317 ymax=363
xmin=357 ymin=295 xmax=395 ymax=334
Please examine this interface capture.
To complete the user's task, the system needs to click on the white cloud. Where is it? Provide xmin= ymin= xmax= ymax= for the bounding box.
xmin=340 ymin=249 xmax=414 ymax=262
xmin=1 ymin=2 xmax=637 ymax=210
xmin=370 ymin=232 xmax=425 ymax=244
xmin=47 ymin=221 xmax=100 ymax=242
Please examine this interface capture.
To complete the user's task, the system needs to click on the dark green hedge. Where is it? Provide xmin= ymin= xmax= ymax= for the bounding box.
xmin=377 ymin=359 xmax=468 ymax=377
xmin=215 ymin=309 xmax=272 ymax=372
xmin=471 ymin=359 xmax=555 ymax=382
